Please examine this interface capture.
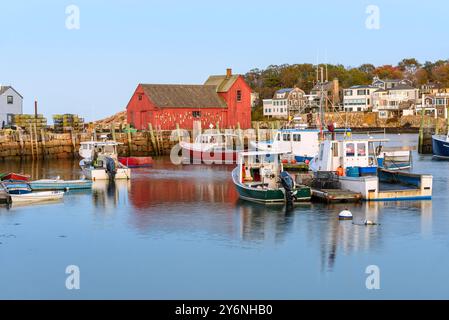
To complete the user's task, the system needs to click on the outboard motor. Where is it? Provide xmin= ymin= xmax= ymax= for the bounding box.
xmin=280 ymin=171 xmax=295 ymax=206
xmin=105 ymin=157 xmax=117 ymax=181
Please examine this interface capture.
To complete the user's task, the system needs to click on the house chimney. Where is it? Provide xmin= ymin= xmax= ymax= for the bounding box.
xmin=226 ymin=68 xmax=232 ymax=78
xmin=34 ymin=100 xmax=38 ymax=118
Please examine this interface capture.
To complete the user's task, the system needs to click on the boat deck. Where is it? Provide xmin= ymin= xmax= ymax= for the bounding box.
xmin=311 ymin=188 xmax=362 ymax=203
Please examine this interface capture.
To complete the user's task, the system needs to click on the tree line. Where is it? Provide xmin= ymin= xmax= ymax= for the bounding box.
xmin=245 ymin=58 xmax=449 ymax=103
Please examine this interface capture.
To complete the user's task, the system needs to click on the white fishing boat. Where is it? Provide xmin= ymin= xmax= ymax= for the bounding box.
xmin=79 ymin=139 xmax=131 ymax=181
xmin=10 ymin=191 xmax=64 ymax=203
xmin=180 ymin=133 xmax=240 ymax=164
xmin=251 ymin=128 xmax=322 ymax=163
xmin=309 ymin=137 xmax=432 ymax=201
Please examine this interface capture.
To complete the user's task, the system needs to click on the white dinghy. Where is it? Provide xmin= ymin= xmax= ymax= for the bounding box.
xmin=10 ymin=191 xmax=64 ymax=204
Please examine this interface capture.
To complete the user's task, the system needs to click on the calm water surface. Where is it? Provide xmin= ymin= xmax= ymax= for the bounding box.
xmin=1 ymin=133 xmax=449 ymax=299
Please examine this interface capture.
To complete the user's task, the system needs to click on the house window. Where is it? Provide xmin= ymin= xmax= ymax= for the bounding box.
xmin=236 ymin=90 xmax=242 ymax=102
xmin=192 ymin=111 xmax=201 ymax=118
xmin=138 ymin=95 xmax=143 ymax=101
xmin=7 ymin=96 xmax=13 ymax=104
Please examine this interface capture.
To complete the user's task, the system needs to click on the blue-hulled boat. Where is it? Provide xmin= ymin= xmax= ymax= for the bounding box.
xmin=1 ymin=181 xmax=32 ymax=195
xmin=29 ymin=179 xmax=92 ymax=191
xmin=432 ymin=134 xmax=449 ymax=159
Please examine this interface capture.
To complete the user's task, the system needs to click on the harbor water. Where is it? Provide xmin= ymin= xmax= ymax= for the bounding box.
xmin=1 ymin=133 xmax=449 ymax=299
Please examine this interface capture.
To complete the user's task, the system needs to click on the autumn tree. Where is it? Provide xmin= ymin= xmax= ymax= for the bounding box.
xmin=373 ymin=65 xmax=403 ymax=79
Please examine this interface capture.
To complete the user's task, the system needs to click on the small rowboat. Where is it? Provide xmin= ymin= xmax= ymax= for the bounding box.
xmin=118 ymin=157 xmax=153 ymax=168
xmin=0 ymin=172 xmax=31 ymax=182
xmin=10 ymin=191 xmax=64 ymax=203
xmin=29 ymin=179 xmax=93 ymax=191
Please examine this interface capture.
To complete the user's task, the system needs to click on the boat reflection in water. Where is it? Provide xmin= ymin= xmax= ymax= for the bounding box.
xmin=234 ymin=200 xmax=311 ymax=243
xmin=92 ymin=179 xmax=131 ymax=209
xmin=314 ymin=200 xmax=432 ymax=272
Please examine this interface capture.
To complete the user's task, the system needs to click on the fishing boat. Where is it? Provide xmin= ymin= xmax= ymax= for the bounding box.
xmin=432 ymin=133 xmax=449 ymax=159
xmin=29 ymin=179 xmax=93 ymax=191
xmin=251 ymin=128 xmax=322 ymax=163
xmin=1 ymin=181 xmax=32 ymax=195
xmin=232 ymin=151 xmax=311 ymax=204
xmin=0 ymin=172 xmax=30 ymax=182
xmin=309 ymin=137 xmax=432 ymax=201
xmin=180 ymin=133 xmax=241 ymax=164
xmin=10 ymin=191 xmax=64 ymax=204
xmin=118 ymin=156 xmax=153 ymax=168
xmin=79 ymin=140 xmax=131 ymax=181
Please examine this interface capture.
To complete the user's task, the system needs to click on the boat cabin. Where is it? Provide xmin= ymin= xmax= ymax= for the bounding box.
xmin=194 ymin=133 xmax=240 ymax=149
xmin=79 ymin=141 xmax=122 ymax=160
xmin=238 ymin=151 xmax=284 ymax=189
xmin=311 ymin=138 xmax=389 ymax=175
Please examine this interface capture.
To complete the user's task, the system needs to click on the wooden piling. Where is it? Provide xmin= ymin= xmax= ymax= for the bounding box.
xmin=418 ymin=107 xmax=425 ymax=154
xmin=40 ymin=128 xmax=46 ymax=159
xmin=29 ymin=123 xmax=34 ymax=160
xmin=126 ymin=124 xmax=132 ymax=156
xmin=70 ymin=128 xmax=77 ymax=158
xmin=148 ymin=123 xmax=158 ymax=156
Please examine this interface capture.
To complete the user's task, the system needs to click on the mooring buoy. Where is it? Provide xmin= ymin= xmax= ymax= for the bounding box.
xmin=339 ymin=209 xmax=353 ymax=220
xmin=364 ymin=219 xmax=378 ymax=225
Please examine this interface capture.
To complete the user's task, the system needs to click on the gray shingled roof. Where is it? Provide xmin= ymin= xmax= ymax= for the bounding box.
xmin=204 ymin=75 xmax=240 ymax=93
xmin=388 ymin=84 xmax=416 ymax=91
xmin=141 ymin=84 xmax=227 ymax=108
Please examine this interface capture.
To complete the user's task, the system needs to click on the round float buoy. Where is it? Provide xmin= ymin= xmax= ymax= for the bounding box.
xmin=364 ymin=219 xmax=378 ymax=225
xmin=339 ymin=209 xmax=353 ymax=220
xmin=305 ymin=159 xmax=310 ymax=165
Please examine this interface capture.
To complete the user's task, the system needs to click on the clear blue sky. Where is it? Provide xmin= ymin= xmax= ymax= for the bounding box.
xmin=1 ymin=0 xmax=448 ymax=122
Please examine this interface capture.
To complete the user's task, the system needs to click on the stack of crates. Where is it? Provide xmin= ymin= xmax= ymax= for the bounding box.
xmin=12 ymin=114 xmax=47 ymax=132
xmin=53 ymin=114 xmax=85 ymax=133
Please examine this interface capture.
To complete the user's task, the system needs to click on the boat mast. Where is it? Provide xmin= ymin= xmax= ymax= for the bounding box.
xmin=319 ymin=67 xmax=325 ymax=140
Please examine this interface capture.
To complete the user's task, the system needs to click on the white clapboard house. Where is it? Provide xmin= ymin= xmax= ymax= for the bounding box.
xmin=0 ymin=85 xmax=23 ymax=128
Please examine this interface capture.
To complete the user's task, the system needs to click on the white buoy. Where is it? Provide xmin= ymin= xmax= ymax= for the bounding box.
xmin=339 ymin=209 xmax=353 ymax=220
xmin=364 ymin=219 xmax=377 ymax=225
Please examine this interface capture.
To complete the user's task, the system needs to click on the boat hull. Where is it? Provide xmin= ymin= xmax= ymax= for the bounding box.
xmin=29 ymin=179 xmax=93 ymax=191
xmin=0 ymin=173 xmax=30 ymax=182
xmin=118 ymin=157 xmax=153 ymax=168
xmin=10 ymin=191 xmax=64 ymax=203
xmin=432 ymin=135 xmax=449 ymax=159
xmin=82 ymin=167 xmax=131 ymax=181
xmin=338 ymin=170 xmax=432 ymax=201
xmin=231 ymin=168 xmax=311 ymax=203
xmin=182 ymin=147 xmax=238 ymax=164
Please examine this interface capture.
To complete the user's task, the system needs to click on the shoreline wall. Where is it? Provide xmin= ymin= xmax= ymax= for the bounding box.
xmin=0 ymin=113 xmax=441 ymax=161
